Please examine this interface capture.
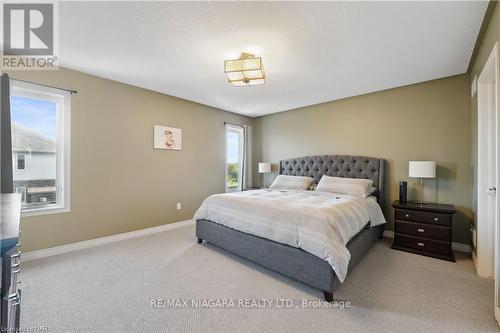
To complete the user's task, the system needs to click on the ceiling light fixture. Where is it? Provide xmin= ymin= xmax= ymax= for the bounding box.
xmin=224 ymin=53 xmax=265 ymax=86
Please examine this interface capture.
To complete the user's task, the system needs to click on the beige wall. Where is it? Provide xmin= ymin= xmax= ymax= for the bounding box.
xmin=253 ymin=74 xmax=472 ymax=244
xmin=8 ymin=68 xmax=253 ymax=252
xmin=469 ymin=3 xmax=500 ymax=234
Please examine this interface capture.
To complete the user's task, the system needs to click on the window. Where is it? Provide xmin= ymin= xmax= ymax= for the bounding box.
xmin=10 ymin=80 xmax=71 ymax=216
xmin=225 ymin=124 xmax=244 ymax=192
xmin=17 ymin=153 xmax=25 ymax=170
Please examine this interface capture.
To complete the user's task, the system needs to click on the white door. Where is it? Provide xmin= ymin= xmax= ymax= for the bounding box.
xmin=477 ymin=41 xmax=500 ymax=324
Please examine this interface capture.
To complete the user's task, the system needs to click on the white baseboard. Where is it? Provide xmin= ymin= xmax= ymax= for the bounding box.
xmin=23 ymin=219 xmax=195 ymax=262
xmin=383 ymin=230 xmax=471 ymax=253
xmin=451 ymin=241 xmax=472 ymax=254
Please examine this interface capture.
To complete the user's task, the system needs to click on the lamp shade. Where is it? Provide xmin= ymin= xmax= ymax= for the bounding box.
xmin=258 ymin=162 xmax=271 ymax=173
xmin=409 ymin=161 xmax=436 ymax=178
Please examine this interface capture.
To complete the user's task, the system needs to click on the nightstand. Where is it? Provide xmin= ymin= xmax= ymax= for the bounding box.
xmin=391 ymin=200 xmax=456 ymax=262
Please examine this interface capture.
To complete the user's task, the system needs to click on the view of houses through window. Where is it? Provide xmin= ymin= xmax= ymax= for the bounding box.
xmin=11 ymin=95 xmax=57 ymax=209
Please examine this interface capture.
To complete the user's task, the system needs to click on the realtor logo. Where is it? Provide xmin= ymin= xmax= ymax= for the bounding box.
xmin=4 ymin=3 xmax=53 ymax=55
xmin=1 ymin=2 xmax=58 ymax=70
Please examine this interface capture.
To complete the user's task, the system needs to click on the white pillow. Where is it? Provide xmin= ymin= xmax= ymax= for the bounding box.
xmin=269 ymin=175 xmax=314 ymax=190
xmin=316 ymin=176 xmax=374 ymax=198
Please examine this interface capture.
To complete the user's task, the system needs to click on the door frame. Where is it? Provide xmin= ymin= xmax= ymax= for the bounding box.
xmin=477 ymin=41 xmax=500 ymax=323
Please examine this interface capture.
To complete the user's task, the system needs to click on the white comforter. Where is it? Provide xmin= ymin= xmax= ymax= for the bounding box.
xmin=194 ymin=189 xmax=386 ymax=282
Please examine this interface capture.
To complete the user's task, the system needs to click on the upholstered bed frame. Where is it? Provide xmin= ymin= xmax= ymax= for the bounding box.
xmin=196 ymin=155 xmax=386 ymax=301
xmin=279 ymin=155 xmax=385 ymax=208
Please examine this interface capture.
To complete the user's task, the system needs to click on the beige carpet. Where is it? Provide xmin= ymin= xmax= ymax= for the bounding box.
xmin=20 ymin=224 xmax=498 ymax=332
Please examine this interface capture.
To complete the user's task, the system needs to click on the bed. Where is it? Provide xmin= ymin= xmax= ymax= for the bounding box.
xmin=195 ymin=155 xmax=386 ymax=301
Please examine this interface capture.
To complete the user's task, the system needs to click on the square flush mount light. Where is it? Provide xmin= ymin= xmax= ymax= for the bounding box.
xmin=224 ymin=53 xmax=265 ymax=86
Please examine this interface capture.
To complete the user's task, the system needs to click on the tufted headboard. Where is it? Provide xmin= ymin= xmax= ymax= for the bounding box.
xmin=279 ymin=155 xmax=385 ymax=207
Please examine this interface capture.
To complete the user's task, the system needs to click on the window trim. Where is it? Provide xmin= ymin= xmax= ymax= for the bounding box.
xmin=15 ymin=186 xmax=27 ymax=204
xmin=225 ymin=124 xmax=244 ymax=193
xmin=11 ymin=80 xmax=71 ymax=217
xmin=17 ymin=153 xmax=26 ymax=170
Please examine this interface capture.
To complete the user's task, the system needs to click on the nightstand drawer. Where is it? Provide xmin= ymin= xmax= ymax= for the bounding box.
xmin=394 ymin=220 xmax=450 ymax=241
xmin=420 ymin=211 xmax=451 ymax=226
xmin=395 ymin=209 xmax=420 ymax=222
xmin=394 ymin=234 xmax=452 ymax=256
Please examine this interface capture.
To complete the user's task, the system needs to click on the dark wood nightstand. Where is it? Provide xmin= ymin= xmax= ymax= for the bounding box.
xmin=391 ymin=200 xmax=456 ymax=262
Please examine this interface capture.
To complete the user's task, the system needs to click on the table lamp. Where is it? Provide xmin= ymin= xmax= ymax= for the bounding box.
xmin=409 ymin=161 xmax=436 ymax=205
xmin=259 ymin=162 xmax=271 ymax=188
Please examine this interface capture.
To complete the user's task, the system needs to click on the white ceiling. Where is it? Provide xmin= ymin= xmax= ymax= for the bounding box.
xmin=58 ymin=1 xmax=488 ymax=117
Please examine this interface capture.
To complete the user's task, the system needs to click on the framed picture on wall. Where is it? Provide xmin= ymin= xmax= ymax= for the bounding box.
xmin=154 ymin=125 xmax=182 ymax=150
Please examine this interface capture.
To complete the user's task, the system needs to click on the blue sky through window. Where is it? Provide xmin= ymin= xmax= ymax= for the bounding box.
xmin=227 ymin=131 xmax=239 ymax=164
xmin=11 ymin=95 xmax=57 ymax=139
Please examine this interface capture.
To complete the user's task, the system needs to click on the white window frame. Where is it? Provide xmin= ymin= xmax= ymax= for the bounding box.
xmin=225 ymin=124 xmax=244 ymax=193
xmin=17 ymin=153 xmax=26 ymax=170
xmin=15 ymin=186 xmax=27 ymax=205
xmin=11 ymin=80 xmax=71 ymax=217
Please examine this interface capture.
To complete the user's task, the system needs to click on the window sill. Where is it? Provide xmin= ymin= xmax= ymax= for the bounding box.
xmin=21 ymin=206 xmax=70 ymax=218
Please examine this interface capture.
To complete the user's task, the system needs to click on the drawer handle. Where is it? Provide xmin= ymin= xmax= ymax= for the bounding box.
xmin=11 ymin=263 xmax=19 ymax=269
xmin=10 ymin=252 xmax=21 ymax=259
xmin=417 ymin=228 xmax=425 ymax=233
xmin=12 ymin=268 xmax=20 ymax=275
xmin=405 ymin=214 xmax=410 ymax=218
xmin=7 ymin=293 xmax=17 ymax=300
xmin=417 ymin=242 xmax=425 ymax=247
xmin=434 ymin=217 xmax=439 ymax=222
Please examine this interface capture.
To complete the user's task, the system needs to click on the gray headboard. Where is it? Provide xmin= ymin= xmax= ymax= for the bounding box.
xmin=279 ymin=155 xmax=385 ymax=207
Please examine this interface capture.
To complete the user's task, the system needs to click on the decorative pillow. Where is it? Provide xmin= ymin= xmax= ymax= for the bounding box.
xmin=270 ymin=175 xmax=314 ymax=190
xmin=316 ymin=176 xmax=374 ymax=198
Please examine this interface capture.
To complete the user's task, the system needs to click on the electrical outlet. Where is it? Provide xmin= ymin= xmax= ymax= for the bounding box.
xmin=176 ymin=203 xmax=182 ymax=210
